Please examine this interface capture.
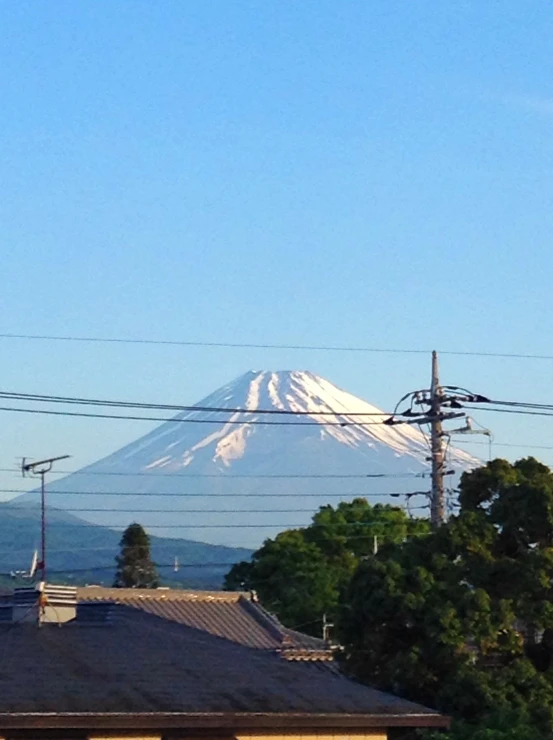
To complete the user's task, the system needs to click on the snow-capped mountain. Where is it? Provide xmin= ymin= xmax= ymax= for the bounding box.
xmin=17 ymin=371 xmax=478 ymax=547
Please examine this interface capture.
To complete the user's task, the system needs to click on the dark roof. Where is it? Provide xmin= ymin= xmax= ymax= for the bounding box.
xmin=77 ymin=587 xmax=329 ymax=658
xmin=0 ymin=607 xmax=447 ymax=729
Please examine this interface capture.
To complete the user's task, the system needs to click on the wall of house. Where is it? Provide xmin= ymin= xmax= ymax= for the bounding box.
xmin=91 ymin=735 xmax=161 ymax=740
xmin=88 ymin=731 xmax=388 ymax=740
xmin=236 ymin=732 xmax=387 ymax=740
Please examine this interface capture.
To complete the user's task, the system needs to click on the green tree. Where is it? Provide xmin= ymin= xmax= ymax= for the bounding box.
xmin=338 ymin=458 xmax=553 ymax=738
xmin=225 ymin=499 xmax=427 ymax=636
xmin=114 ymin=522 xmax=159 ymax=588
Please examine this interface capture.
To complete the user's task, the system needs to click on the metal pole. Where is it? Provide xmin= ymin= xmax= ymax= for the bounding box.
xmin=40 ymin=470 xmax=46 ymax=582
xmin=21 ymin=454 xmax=70 ymax=583
xmin=430 ymin=351 xmax=445 ymax=527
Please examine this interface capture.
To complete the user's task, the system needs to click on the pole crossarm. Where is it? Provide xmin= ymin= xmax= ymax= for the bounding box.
xmin=386 ymin=352 xmax=491 ymax=528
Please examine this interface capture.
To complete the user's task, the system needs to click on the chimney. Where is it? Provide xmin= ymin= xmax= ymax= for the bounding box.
xmin=12 ymin=583 xmax=77 ymax=625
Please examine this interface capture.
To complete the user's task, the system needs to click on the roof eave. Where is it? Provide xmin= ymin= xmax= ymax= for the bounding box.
xmin=0 ymin=712 xmax=450 ymax=730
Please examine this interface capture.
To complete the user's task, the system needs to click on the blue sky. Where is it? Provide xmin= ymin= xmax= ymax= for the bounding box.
xmin=2 ymin=1 xmax=553 ymax=498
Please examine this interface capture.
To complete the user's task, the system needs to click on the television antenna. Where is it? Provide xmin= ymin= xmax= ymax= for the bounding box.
xmin=10 ymin=549 xmax=38 ymax=580
xmin=21 ymin=454 xmax=70 ymax=582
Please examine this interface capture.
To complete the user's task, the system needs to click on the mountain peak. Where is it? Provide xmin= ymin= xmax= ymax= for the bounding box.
xmin=202 ymin=369 xmax=384 ymax=417
xmin=16 ymin=370 xmax=478 ymax=547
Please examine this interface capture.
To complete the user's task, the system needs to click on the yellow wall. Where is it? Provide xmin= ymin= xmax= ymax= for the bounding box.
xmin=237 ymin=732 xmax=387 ymax=740
xmin=90 ymin=731 xmax=386 ymax=740
xmin=90 ymin=735 xmax=161 ymax=740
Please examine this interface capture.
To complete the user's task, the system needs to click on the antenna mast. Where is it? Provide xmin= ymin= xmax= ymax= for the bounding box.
xmin=21 ymin=454 xmax=70 ymax=582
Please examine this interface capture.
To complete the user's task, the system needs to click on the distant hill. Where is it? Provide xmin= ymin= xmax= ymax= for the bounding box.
xmin=0 ymin=501 xmax=251 ymax=588
xmin=15 ymin=370 xmax=478 ymax=548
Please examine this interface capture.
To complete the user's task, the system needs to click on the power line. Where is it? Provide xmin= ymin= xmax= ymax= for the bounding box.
xmin=8 ymin=385 xmax=553 ymax=428
xmin=22 ymin=502 xmax=429 ymax=513
xmin=0 ymin=404 xmax=387 ymax=427
xmin=0 ymin=526 xmax=429 ymax=559
xmin=0 ymin=562 xmax=241 ymax=576
xmin=10 ymin=382 xmax=553 ymax=434
xmin=0 ymin=489 xmax=428 ymax=498
xmin=486 ymin=399 xmax=553 ymax=411
xmin=9 ymin=521 xmax=430 ymax=529
xmin=0 ymin=333 xmax=432 ymax=352
xmin=10 ymin=383 xmax=553 ymax=426
xmin=27 ymin=561 xmax=240 ymax=575
xmin=0 ymin=391 xmax=390 ymax=417
xmin=0 ymin=468 xmax=425 ymax=479
xmin=455 ymin=439 xmax=553 ymax=451
xmin=0 ymin=528 xmax=432 ymax=568
xmin=465 ymin=405 xmax=553 ymax=419
xmin=2 ymin=332 xmax=553 ymax=360
xmin=16 ymin=386 xmax=553 ymax=422
xmin=0 ymin=545 xmax=116 ymax=555
xmin=3 ymin=528 xmax=434 ymax=578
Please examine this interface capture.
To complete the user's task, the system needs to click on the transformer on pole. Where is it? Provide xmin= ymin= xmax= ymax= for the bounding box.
xmin=385 ymin=352 xmax=490 ymax=527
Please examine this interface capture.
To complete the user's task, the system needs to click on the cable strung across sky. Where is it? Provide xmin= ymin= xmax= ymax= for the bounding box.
xmin=0 ymin=404 xmax=387 ymax=427
xmin=0 ymin=467 xmax=426 ymax=479
xmin=2 ymin=387 xmax=553 ymax=427
xmin=0 ymin=389 xmax=391 ymax=416
xmin=13 ymin=521 xmax=429 ymax=529
xmin=3 ymin=332 xmax=553 ymax=360
xmin=0 ymin=489 xmax=428 ymax=497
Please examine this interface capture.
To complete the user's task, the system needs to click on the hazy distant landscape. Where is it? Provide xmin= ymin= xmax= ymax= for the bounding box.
xmin=0 ymin=501 xmax=250 ymax=587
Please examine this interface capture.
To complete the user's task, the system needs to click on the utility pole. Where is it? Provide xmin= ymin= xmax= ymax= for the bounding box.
xmin=385 ymin=351 xmax=491 ymax=528
xmin=21 ymin=454 xmax=70 ymax=582
xmin=429 ymin=351 xmax=446 ymax=527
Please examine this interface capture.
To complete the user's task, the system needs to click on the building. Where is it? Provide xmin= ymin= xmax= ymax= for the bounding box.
xmin=77 ymin=585 xmax=334 ymax=660
xmin=0 ymin=584 xmax=449 ymax=739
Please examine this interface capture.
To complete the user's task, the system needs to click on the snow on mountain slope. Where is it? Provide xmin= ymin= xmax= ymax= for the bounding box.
xmin=16 ymin=371 xmax=478 ymax=547
xmin=111 ymin=370 xmax=473 ymax=470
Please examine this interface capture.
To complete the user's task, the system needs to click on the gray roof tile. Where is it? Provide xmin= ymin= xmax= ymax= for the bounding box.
xmin=77 ymin=587 xmax=329 ymax=656
xmin=0 ymin=608 xmax=441 ymax=720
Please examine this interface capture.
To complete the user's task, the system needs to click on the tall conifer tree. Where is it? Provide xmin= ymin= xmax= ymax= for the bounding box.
xmin=114 ymin=523 xmax=159 ymax=588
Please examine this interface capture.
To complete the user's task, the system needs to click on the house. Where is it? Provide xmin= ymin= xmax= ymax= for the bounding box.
xmin=0 ymin=583 xmax=449 ymax=740
xmin=77 ymin=585 xmax=334 ymax=660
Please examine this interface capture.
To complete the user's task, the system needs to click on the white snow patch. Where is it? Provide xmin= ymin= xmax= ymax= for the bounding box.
xmin=100 ymin=369 xmax=478 ymax=478
xmin=213 ymin=424 xmax=254 ymax=467
xmin=245 ymin=371 xmax=265 ymax=410
xmin=144 ymin=456 xmax=172 ymax=470
xmin=181 ymin=452 xmax=194 ymax=468
xmin=267 ymin=373 xmax=285 ymax=410
xmin=188 ymin=413 xmax=242 ymax=454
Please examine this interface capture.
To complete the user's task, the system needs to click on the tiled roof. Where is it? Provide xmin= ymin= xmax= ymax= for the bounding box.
xmin=77 ymin=586 xmax=329 ymax=658
xmin=0 ymin=607 xmax=446 ymax=727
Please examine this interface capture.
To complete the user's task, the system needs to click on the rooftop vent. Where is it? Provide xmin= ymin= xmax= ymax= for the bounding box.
xmin=76 ymin=601 xmax=115 ymax=625
xmin=12 ymin=583 xmax=77 ymax=625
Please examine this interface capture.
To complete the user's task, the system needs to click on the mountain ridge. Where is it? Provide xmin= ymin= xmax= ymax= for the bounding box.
xmin=15 ymin=370 xmax=478 ymax=547
xmin=0 ymin=500 xmax=251 ymax=587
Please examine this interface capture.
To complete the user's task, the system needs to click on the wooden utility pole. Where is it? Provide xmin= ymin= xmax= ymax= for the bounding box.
xmin=429 ymin=351 xmax=446 ymax=527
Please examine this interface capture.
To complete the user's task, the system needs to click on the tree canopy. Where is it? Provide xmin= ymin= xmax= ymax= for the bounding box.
xmin=114 ymin=522 xmax=159 ymax=588
xmin=226 ymin=458 xmax=553 ymax=738
xmin=339 ymin=458 xmax=553 ymax=739
xmin=225 ymin=498 xmax=428 ymax=635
